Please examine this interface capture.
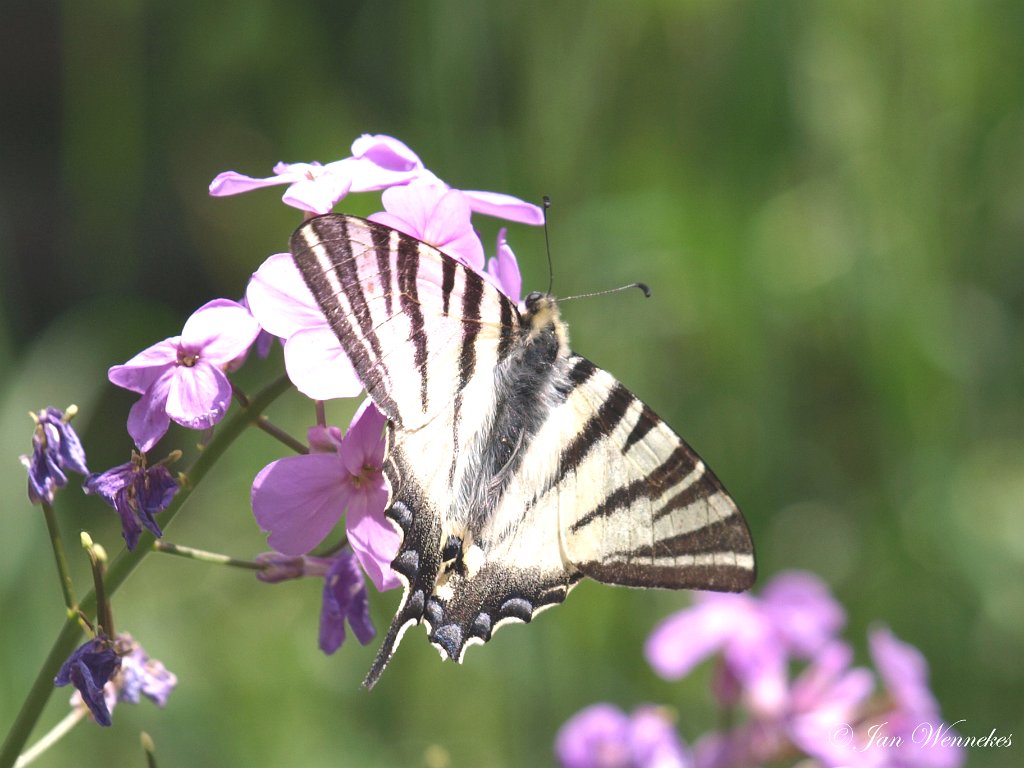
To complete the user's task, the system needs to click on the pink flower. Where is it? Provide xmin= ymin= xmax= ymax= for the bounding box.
xmin=645 ymin=571 xmax=845 ymax=717
xmin=868 ymin=627 xmax=965 ymax=768
xmin=251 ymin=399 xmax=399 ymax=591
xmin=370 ymin=183 xmax=485 ymax=271
xmin=209 ymin=134 xmax=429 ymax=214
xmin=555 ymin=703 xmax=692 ymax=768
xmin=108 ymin=300 xmax=260 ymax=452
xmin=245 ymin=253 xmax=362 ymax=400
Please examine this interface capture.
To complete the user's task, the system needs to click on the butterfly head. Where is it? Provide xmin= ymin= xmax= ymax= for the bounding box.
xmin=522 ymin=291 xmax=570 ymax=355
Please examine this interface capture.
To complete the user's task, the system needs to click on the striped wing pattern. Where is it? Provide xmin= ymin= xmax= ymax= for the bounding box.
xmin=290 ymin=214 xmax=756 ymax=688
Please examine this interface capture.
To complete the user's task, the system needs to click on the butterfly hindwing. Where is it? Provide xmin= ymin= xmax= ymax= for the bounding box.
xmin=551 ymin=360 xmax=755 ymax=591
xmin=289 ymin=213 xmax=756 ymax=689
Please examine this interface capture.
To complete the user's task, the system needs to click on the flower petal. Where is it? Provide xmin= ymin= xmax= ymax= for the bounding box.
xmin=283 ymin=326 xmax=363 ymax=400
xmin=869 ymin=625 xmax=939 ymax=718
xmin=126 ymin=375 xmax=172 ymax=452
xmin=461 ymin=189 xmax=545 ymax=225
xmin=339 ymin=399 xmax=387 ymax=474
xmin=346 ymin=484 xmax=400 ymax=592
xmin=246 ymin=253 xmax=324 ymax=339
xmin=761 ymin=570 xmax=845 ymax=657
xmin=319 ymin=552 xmax=375 ymax=654
xmin=645 ymin=596 xmax=753 ymax=680
xmin=108 ymin=340 xmax=179 ymax=394
xmin=555 ymin=703 xmax=631 ymax=768
xmin=164 ymin=362 xmax=232 ymax=430
xmin=252 ymin=453 xmax=348 ymax=555
xmin=180 ymin=299 xmax=261 ymax=366
xmin=486 ymin=228 xmax=522 ymax=303
xmin=282 ymin=172 xmax=352 ymax=215
xmin=351 ymin=134 xmax=422 ymax=172
xmin=208 ymin=168 xmax=302 ymax=197
xmin=373 ymin=185 xmax=484 ymax=270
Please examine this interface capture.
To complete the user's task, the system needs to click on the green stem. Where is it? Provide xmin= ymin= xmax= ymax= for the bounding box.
xmin=253 ymin=416 xmax=309 ymax=455
xmin=39 ymin=501 xmax=76 ymax=613
xmin=153 ymin=541 xmax=265 ymax=571
xmin=0 ymin=372 xmax=292 ymax=768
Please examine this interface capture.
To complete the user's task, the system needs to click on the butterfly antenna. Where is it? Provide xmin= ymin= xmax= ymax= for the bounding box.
xmin=542 ymin=196 xmax=554 ymax=295
xmin=560 ymin=282 xmax=652 ymax=302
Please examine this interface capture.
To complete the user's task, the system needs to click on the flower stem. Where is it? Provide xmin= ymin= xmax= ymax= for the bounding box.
xmin=0 ymin=372 xmax=292 ymax=768
xmin=253 ymin=416 xmax=309 ymax=455
xmin=39 ymin=500 xmax=76 ymax=613
xmin=232 ymin=382 xmax=307 ymax=454
xmin=153 ymin=541 xmax=265 ymax=571
xmin=13 ymin=708 xmax=85 ymax=768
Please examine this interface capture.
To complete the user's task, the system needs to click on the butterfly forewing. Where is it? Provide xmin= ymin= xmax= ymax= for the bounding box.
xmin=290 ymin=215 xmax=518 ymax=430
xmin=289 ymin=213 xmax=756 ymax=688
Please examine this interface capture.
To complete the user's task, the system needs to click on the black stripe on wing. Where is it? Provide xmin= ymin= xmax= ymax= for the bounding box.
xmin=290 ymin=214 xmax=523 ymax=429
xmin=396 ymin=235 xmax=429 ymax=413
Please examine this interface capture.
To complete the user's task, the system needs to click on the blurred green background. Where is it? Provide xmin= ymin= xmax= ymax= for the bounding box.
xmin=2 ymin=2 xmax=1023 ymax=766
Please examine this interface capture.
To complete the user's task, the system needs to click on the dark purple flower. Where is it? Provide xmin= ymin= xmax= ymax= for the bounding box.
xmin=84 ymin=454 xmax=178 ymax=550
xmin=108 ymin=299 xmax=260 ymax=452
xmin=556 ymin=703 xmax=692 ymax=768
xmin=118 ymin=637 xmax=177 ymax=707
xmin=317 ymin=551 xmax=375 ymax=652
xmin=54 ymin=636 xmax=121 ymax=727
xmin=252 ymin=399 xmax=399 ymax=591
xmin=21 ymin=406 xmax=88 ymax=504
xmin=255 ymin=550 xmax=376 ymax=653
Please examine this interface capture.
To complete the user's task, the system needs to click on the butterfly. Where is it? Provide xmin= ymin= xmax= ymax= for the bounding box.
xmin=289 ymin=214 xmax=756 ymax=688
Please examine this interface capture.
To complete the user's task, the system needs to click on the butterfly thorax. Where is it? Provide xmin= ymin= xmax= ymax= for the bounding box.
xmin=521 ymin=291 xmax=570 ymax=357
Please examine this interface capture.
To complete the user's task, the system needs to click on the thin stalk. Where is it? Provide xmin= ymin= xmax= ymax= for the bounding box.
xmin=253 ymin=416 xmax=308 ymax=455
xmin=13 ymin=709 xmax=85 ymax=768
xmin=0 ymin=372 xmax=292 ymax=768
xmin=153 ymin=541 xmax=265 ymax=571
xmin=39 ymin=501 xmax=76 ymax=613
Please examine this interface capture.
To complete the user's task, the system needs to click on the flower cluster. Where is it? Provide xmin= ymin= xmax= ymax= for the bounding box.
xmin=32 ymin=135 xmax=541 ymax=746
xmin=229 ymin=134 xmax=538 ymax=649
xmin=556 ymin=571 xmax=964 ymax=768
xmin=87 ymin=134 xmax=536 ymax=599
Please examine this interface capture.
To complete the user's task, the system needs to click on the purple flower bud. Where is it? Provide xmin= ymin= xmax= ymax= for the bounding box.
xmin=84 ymin=454 xmax=178 ymax=550
xmin=55 ymin=636 xmax=121 ymax=727
xmin=21 ymin=407 xmax=89 ymax=504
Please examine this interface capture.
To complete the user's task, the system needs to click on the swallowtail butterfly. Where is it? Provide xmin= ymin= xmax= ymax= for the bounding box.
xmin=290 ymin=214 xmax=756 ymax=688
